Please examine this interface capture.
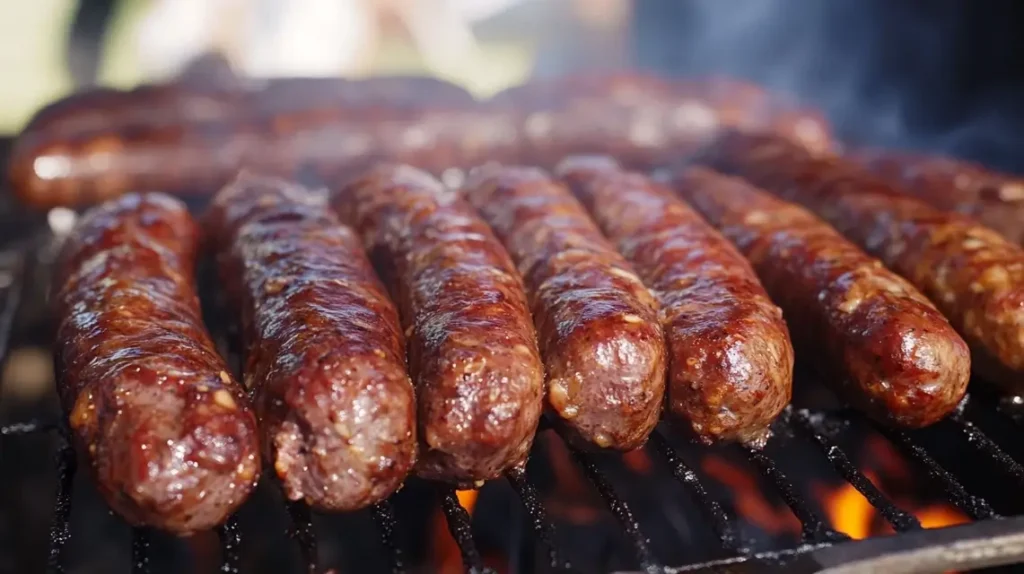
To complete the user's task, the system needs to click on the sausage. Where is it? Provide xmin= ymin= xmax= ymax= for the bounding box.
xmin=693 ymin=131 xmax=1024 ymax=391
xmin=662 ymin=165 xmax=969 ymax=426
xmin=461 ymin=164 xmax=667 ymax=450
xmin=204 ymin=172 xmax=417 ymax=511
xmin=849 ymin=149 xmax=1024 ymax=246
xmin=9 ymin=73 xmax=830 ymax=209
xmin=555 ymin=156 xmax=792 ymax=445
xmin=53 ymin=193 xmax=261 ymax=534
xmin=332 ymin=164 xmax=545 ymax=485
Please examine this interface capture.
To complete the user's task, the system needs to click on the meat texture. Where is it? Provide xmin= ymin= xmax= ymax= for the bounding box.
xmin=556 ymin=156 xmax=791 ymax=446
xmin=205 ymin=173 xmax=417 ymax=511
xmin=664 ymin=165 xmax=970 ymax=426
xmin=53 ymin=192 xmax=260 ymax=534
xmin=693 ymin=131 xmax=1024 ymax=391
xmin=850 ymin=148 xmax=1024 ymax=246
xmin=332 ymin=164 xmax=545 ymax=485
xmin=462 ymin=163 xmax=667 ymax=450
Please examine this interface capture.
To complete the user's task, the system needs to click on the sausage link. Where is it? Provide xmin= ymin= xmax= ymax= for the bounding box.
xmin=461 ymin=164 xmax=666 ymax=450
xmin=332 ymin=164 xmax=545 ymax=485
xmin=665 ymin=165 xmax=970 ymax=426
xmin=53 ymin=193 xmax=260 ymax=534
xmin=205 ymin=173 xmax=417 ymax=511
xmin=556 ymin=157 xmax=792 ymax=446
xmin=694 ymin=131 xmax=1024 ymax=391
xmin=850 ymin=149 xmax=1024 ymax=246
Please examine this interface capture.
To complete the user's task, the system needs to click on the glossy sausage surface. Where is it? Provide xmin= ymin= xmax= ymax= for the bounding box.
xmin=54 ymin=192 xmax=260 ymax=534
xmin=205 ymin=173 xmax=417 ymax=511
xmin=333 ymin=164 xmax=545 ymax=485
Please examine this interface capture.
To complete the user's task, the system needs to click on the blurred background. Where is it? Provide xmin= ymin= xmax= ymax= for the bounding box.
xmin=1 ymin=0 xmax=1023 ymax=167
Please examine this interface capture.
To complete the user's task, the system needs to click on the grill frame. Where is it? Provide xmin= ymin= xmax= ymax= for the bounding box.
xmin=3 ymin=140 xmax=1024 ymax=573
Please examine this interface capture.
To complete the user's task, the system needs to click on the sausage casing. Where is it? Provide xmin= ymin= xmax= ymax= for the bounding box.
xmin=462 ymin=164 xmax=667 ymax=450
xmin=205 ymin=173 xmax=417 ymax=511
xmin=556 ymin=157 xmax=791 ymax=446
xmin=332 ymin=164 xmax=545 ymax=485
xmin=694 ymin=131 xmax=1024 ymax=391
xmin=53 ymin=193 xmax=260 ymax=534
xmin=850 ymin=149 xmax=1024 ymax=246
xmin=666 ymin=166 xmax=970 ymax=426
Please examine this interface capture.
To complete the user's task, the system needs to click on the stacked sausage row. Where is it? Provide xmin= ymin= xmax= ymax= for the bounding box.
xmin=8 ymin=73 xmax=833 ymax=209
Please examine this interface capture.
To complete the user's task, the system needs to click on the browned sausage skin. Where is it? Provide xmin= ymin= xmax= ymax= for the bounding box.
xmin=556 ymin=156 xmax=791 ymax=446
xmin=693 ymin=131 xmax=1024 ymax=391
xmin=849 ymin=149 xmax=1024 ymax=246
xmin=461 ymin=164 xmax=667 ymax=450
xmin=53 ymin=192 xmax=260 ymax=534
xmin=332 ymin=164 xmax=545 ymax=486
xmin=663 ymin=166 xmax=970 ymax=426
xmin=204 ymin=173 xmax=417 ymax=511
xmin=9 ymin=73 xmax=831 ymax=209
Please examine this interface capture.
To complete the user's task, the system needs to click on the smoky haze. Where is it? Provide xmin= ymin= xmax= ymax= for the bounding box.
xmin=630 ymin=0 xmax=1024 ymax=171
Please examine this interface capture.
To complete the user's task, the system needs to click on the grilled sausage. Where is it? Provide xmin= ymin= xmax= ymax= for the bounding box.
xmin=663 ymin=165 xmax=970 ymax=426
xmin=332 ymin=164 xmax=545 ymax=485
xmin=850 ymin=149 xmax=1024 ymax=246
xmin=556 ymin=157 xmax=792 ymax=445
xmin=461 ymin=164 xmax=666 ymax=450
xmin=9 ymin=73 xmax=830 ymax=209
xmin=53 ymin=193 xmax=260 ymax=534
xmin=693 ymin=131 xmax=1024 ymax=391
xmin=205 ymin=173 xmax=417 ymax=511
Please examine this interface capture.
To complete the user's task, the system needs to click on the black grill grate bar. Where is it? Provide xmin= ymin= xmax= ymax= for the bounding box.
xmin=1 ymin=419 xmax=55 ymax=436
xmin=45 ymin=440 xmax=76 ymax=574
xmin=742 ymin=445 xmax=849 ymax=544
xmin=948 ymin=412 xmax=1024 ymax=488
xmin=873 ymin=424 xmax=997 ymax=521
xmin=286 ymin=501 xmax=320 ymax=573
xmin=648 ymin=431 xmax=746 ymax=554
xmin=131 ymin=528 xmax=151 ymax=574
xmin=788 ymin=409 xmax=922 ymax=532
xmin=370 ymin=500 xmax=406 ymax=574
xmin=568 ymin=448 xmax=662 ymax=574
xmin=218 ymin=516 xmax=243 ymax=574
xmin=438 ymin=486 xmax=493 ymax=574
xmin=505 ymin=466 xmax=574 ymax=572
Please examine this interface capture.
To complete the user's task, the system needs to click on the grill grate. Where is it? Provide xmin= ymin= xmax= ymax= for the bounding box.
xmin=3 ymin=218 xmax=1024 ymax=574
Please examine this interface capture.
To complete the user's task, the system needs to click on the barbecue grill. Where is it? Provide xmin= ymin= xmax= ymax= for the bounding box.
xmin=1 ymin=134 xmax=1024 ymax=574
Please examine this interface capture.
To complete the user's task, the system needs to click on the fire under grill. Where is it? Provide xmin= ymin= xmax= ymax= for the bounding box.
xmin=4 ymin=146 xmax=1024 ymax=574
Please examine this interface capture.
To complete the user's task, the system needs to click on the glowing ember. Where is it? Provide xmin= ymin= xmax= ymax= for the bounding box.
xmin=701 ymin=455 xmax=801 ymax=535
xmin=622 ymin=448 xmax=654 ymax=474
xmin=456 ymin=489 xmax=479 ymax=514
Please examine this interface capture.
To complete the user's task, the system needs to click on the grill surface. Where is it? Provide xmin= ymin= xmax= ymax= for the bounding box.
xmin=2 ymin=140 xmax=1024 ymax=574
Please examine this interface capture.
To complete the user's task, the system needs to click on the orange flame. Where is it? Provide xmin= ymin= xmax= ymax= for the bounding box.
xmin=622 ymin=448 xmax=654 ymax=475
xmin=430 ymin=489 xmax=483 ymax=574
xmin=456 ymin=489 xmax=479 ymax=514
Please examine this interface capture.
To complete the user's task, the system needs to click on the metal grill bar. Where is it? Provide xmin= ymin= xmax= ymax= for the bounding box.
xmin=1 ymin=419 xmax=54 ymax=436
xmin=569 ymin=449 xmax=662 ymax=574
xmin=218 ymin=516 xmax=243 ymax=574
xmin=438 ymin=487 xmax=491 ymax=574
xmin=505 ymin=466 xmax=573 ymax=571
xmin=948 ymin=412 xmax=1024 ymax=487
xmin=648 ymin=431 xmax=744 ymax=554
xmin=45 ymin=441 xmax=76 ymax=574
xmin=874 ymin=426 xmax=997 ymax=520
xmin=789 ymin=409 xmax=922 ymax=532
xmin=743 ymin=446 xmax=848 ymax=544
xmin=370 ymin=500 xmax=405 ymax=574
xmin=131 ymin=528 xmax=151 ymax=574
xmin=286 ymin=501 xmax=319 ymax=573
xmin=0 ymin=251 xmax=26 ymax=366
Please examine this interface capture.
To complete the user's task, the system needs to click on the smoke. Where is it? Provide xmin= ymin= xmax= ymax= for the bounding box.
xmin=630 ymin=0 xmax=1024 ymax=171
